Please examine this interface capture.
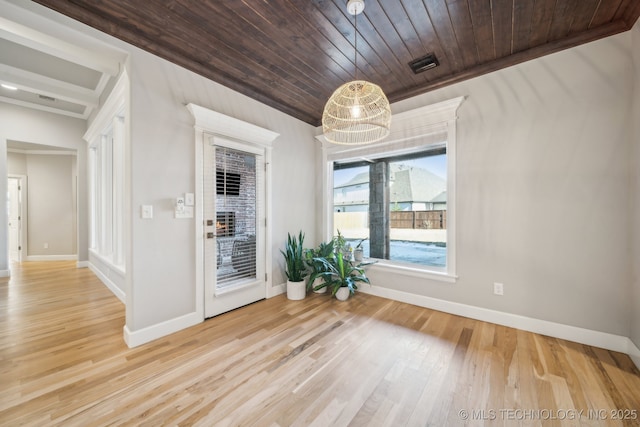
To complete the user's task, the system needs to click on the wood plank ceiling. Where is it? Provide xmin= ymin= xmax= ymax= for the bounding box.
xmin=31 ymin=0 xmax=640 ymax=126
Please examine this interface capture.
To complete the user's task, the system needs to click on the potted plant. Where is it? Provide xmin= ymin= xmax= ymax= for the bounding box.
xmin=333 ymin=229 xmax=352 ymax=261
xmin=353 ymin=238 xmax=367 ymax=262
xmin=281 ymin=231 xmax=308 ymax=300
xmin=305 ymin=240 xmax=335 ymax=294
xmin=312 ymin=252 xmax=370 ymax=301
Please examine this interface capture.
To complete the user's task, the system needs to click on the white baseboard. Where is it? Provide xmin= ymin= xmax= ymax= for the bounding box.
xmin=89 ymin=262 xmax=125 ymax=303
xmin=123 ymin=311 xmax=202 ymax=348
xmin=76 ymin=261 xmax=89 ymax=268
xmin=267 ymin=282 xmax=286 ymax=298
xmin=0 ymin=269 xmax=9 ymax=278
xmin=359 ymin=285 xmax=631 ymax=355
xmin=629 ymin=339 xmax=640 ymax=371
xmin=25 ymin=255 xmax=78 ymax=261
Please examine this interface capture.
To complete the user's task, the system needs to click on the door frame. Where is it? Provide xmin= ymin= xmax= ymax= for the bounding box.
xmin=188 ymin=104 xmax=280 ymax=321
xmin=8 ymin=174 xmax=28 ymax=264
xmin=203 ymin=138 xmax=266 ymax=317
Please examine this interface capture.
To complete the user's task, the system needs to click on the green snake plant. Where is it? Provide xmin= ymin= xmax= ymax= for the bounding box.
xmin=280 ymin=231 xmax=308 ymax=282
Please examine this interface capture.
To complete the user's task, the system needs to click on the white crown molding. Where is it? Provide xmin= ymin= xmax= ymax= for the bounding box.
xmin=0 ymin=63 xmax=98 ymax=107
xmin=187 ymin=103 xmax=280 ymax=147
xmin=84 ymin=69 xmax=128 ymax=143
xmin=316 ymin=96 xmax=465 ymax=155
xmin=0 ymin=95 xmax=86 ymax=119
xmin=0 ymin=13 xmax=121 ymax=76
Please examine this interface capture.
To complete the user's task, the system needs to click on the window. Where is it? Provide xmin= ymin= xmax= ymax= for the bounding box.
xmin=84 ymin=71 xmax=128 ymax=276
xmin=320 ymin=96 xmax=464 ymax=281
xmin=333 ymin=149 xmax=447 ymax=268
xmin=88 ymin=114 xmax=125 ymax=269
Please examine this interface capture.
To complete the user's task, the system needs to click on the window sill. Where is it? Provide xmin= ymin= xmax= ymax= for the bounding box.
xmin=364 ymin=260 xmax=457 ymax=283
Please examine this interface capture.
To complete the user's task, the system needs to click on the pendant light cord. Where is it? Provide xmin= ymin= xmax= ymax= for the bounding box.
xmin=354 ymin=11 xmax=358 ymax=81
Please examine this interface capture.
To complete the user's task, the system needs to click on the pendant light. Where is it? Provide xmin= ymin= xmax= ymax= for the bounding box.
xmin=322 ymin=0 xmax=391 ymax=145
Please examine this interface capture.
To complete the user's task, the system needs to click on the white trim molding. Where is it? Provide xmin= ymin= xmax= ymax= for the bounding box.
xmin=629 ymin=339 xmax=640 ymax=370
xmin=187 ymin=103 xmax=280 ymax=322
xmin=8 ymin=148 xmax=77 ymax=156
xmin=317 ymin=96 xmax=464 ymax=281
xmin=84 ymin=70 xmax=128 ymax=142
xmin=89 ymin=261 xmax=125 ymax=303
xmin=123 ymin=312 xmax=201 ymax=348
xmin=187 ymin=103 xmax=279 ymax=146
xmin=268 ymin=282 xmax=286 ymax=298
xmin=25 ymin=254 xmax=78 ymax=261
xmin=359 ymin=285 xmax=634 ymax=355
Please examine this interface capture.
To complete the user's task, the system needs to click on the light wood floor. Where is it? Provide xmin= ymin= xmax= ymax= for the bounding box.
xmin=1 ymin=262 xmax=639 ymax=426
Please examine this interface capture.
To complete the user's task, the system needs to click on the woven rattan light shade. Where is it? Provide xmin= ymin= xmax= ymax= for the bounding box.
xmin=322 ymin=80 xmax=391 ymax=145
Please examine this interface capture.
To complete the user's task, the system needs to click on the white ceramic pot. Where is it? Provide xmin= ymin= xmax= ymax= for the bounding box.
xmin=335 ymin=287 xmax=350 ymax=301
xmin=353 ymin=248 xmax=364 ymax=262
xmin=287 ymin=280 xmax=306 ymax=300
xmin=311 ymin=277 xmax=328 ymax=294
xmin=313 ymin=284 xmax=328 ymax=294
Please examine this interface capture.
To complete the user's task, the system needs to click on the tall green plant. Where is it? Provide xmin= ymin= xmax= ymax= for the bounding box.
xmin=311 ymin=252 xmax=369 ymax=296
xmin=280 ymin=231 xmax=308 ymax=282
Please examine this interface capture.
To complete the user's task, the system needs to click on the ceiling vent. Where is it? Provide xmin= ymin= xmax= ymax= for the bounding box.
xmin=409 ymin=53 xmax=439 ymax=74
xmin=38 ymin=94 xmax=56 ymax=102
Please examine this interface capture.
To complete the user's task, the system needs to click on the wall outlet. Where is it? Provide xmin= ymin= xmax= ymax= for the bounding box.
xmin=493 ymin=282 xmax=504 ymax=296
xmin=43 ymin=242 xmax=48 ymax=249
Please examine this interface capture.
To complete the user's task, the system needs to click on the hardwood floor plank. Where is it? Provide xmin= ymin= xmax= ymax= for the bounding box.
xmin=1 ymin=261 xmax=639 ymax=426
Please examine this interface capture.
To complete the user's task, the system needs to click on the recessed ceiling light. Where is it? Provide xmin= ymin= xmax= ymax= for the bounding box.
xmin=1 ymin=84 xmax=18 ymax=90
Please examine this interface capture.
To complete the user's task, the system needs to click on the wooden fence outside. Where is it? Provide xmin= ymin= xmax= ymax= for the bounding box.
xmin=390 ymin=210 xmax=447 ymax=229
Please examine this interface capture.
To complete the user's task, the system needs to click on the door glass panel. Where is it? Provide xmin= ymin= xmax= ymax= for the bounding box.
xmin=215 ymin=146 xmax=258 ymax=290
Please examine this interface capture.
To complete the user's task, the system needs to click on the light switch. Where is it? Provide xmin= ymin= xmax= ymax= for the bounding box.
xmin=141 ymin=205 xmax=153 ymax=219
xmin=185 ymin=193 xmax=194 ymax=206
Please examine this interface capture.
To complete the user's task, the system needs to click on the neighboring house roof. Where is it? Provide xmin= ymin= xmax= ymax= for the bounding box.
xmin=335 ymin=171 xmax=369 ymax=189
xmin=429 ymin=190 xmax=447 ymax=203
xmin=389 ymin=165 xmax=445 ymax=204
xmin=334 ymin=164 xmax=446 ymax=205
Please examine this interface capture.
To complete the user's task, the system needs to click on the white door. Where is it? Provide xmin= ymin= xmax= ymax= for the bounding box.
xmin=8 ymin=177 xmax=22 ymax=262
xmin=204 ymin=137 xmax=266 ymax=318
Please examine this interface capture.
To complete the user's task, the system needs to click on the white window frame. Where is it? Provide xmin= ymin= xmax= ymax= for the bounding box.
xmin=84 ymin=71 xmax=128 ymax=272
xmin=317 ymin=96 xmax=464 ymax=283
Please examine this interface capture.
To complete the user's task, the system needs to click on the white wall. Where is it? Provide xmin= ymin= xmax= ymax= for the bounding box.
xmin=7 ymin=152 xmax=77 ymax=257
xmin=364 ymin=31 xmax=633 ymax=337
xmin=125 ymin=47 xmax=317 ymax=331
xmin=7 ymin=152 xmax=27 ymax=174
xmin=25 ymin=154 xmax=76 ymax=257
xmin=0 ymin=104 xmax=88 ymax=270
xmin=630 ymin=20 xmax=640 ymax=355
